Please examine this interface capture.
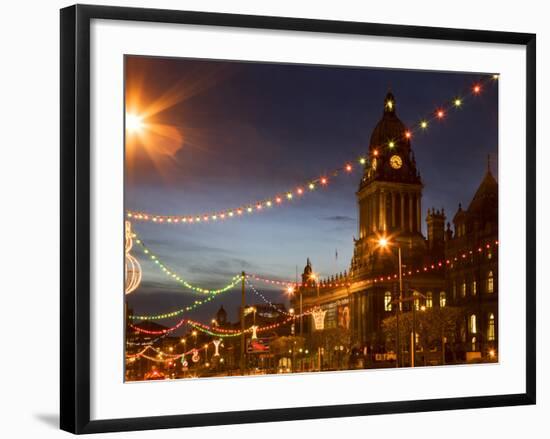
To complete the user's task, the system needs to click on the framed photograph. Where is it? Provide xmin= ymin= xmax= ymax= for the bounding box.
xmin=60 ymin=4 xmax=536 ymax=434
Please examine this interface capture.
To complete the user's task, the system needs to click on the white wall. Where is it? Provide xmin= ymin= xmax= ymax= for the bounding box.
xmin=0 ymin=0 xmax=546 ymax=437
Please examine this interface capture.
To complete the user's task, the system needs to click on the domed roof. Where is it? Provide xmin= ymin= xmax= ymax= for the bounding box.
xmin=369 ymin=92 xmax=409 ymax=151
xmin=359 ymin=91 xmax=421 ymax=188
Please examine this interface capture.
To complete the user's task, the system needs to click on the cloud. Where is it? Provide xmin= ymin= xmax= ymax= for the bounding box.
xmin=321 ymin=215 xmax=355 ymax=222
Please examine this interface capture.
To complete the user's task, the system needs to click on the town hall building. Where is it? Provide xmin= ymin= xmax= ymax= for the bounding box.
xmin=293 ymin=92 xmax=498 ymax=366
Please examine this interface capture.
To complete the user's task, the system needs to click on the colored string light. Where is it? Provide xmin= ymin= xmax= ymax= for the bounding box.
xmin=128 ymin=277 xmax=311 ymax=322
xmin=125 ymin=75 xmax=497 ymax=226
xmin=245 ymin=279 xmax=297 ymax=317
xmin=126 ymin=334 xmax=167 ymax=346
xmin=130 ymin=310 xmax=307 ymax=337
xmin=126 ymin=161 xmax=361 ymax=225
xmin=126 ymin=343 xmax=215 ymax=361
xmin=134 ymin=233 xmax=242 ymax=295
xmin=249 ymin=240 xmax=498 ymax=288
xmin=129 ymin=318 xmax=188 ymax=335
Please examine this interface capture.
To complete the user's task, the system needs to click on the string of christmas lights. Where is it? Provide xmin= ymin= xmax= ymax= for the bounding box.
xmin=188 ymin=316 xmax=297 ymax=338
xmin=249 ymin=240 xmax=499 ymax=287
xmin=129 ymin=274 xmax=297 ymax=322
xmin=187 ymin=322 xmax=244 ymax=338
xmin=127 ymin=166 xmax=354 ymax=225
xmin=373 ymin=240 xmax=499 ymax=283
xmin=134 ymin=234 xmax=242 ymax=295
xmin=125 ymin=75 xmax=497 ymax=226
xmin=130 ymin=310 xmax=307 ymax=337
xmin=126 ymin=334 xmax=167 ymax=346
xmin=129 ymin=317 xmax=188 ymax=335
xmin=126 ymin=342 xmax=215 ymax=361
xmin=245 ymin=278 xmax=296 ymax=316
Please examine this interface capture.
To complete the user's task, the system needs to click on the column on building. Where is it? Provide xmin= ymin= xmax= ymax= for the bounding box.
xmin=391 ymin=192 xmax=396 ymax=229
xmin=400 ymin=192 xmax=405 ymax=232
xmin=371 ymin=192 xmax=378 ymax=232
xmin=365 ymin=195 xmax=370 ymax=237
xmin=379 ymin=190 xmax=386 ymax=232
xmin=409 ymin=193 xmax=414 ymax=232
xmin=416 ymin=195 xmax=421 ymax=233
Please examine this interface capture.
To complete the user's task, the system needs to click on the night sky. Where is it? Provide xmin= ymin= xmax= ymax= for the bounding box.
xmin=124 ymin=55 xmax=498 ymax=325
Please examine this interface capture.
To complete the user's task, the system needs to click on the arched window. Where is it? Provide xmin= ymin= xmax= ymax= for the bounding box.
xmin=426 ymin=292 xmax=433 ymax=308
xmin=488 ymin=313 xmax=495 ymax=341
xmin=470 ymin=314 xmax=477 ymax=334
xmin=487 ymin=271 xmax=494 ymax=293
xmin=439 ymin=292 xmax=446 ymax=308
xmin=384 ymin=291 xmax=392 ymax=311
xmin=461 ymin=280 xmax=467 ymax=297
xmin=471 ymin=280 xmax=477 ymax=296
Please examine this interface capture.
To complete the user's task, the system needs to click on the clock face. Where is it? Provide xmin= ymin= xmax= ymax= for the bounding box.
xmin=390 ymin=155 xmax=403 ymax=169
xmin=372 ymin=158 xmax=378 ymax=170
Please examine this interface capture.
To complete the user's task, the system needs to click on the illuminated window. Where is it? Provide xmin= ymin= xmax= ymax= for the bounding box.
xmin=471 ymin=336 xmax=477 ymax=352
xmin=487 ymin=249 xmax=492 ymax=259
xmin=488 ymin=313 xmax=495 ymax=341
xmin=470 ymin=314 xmax=477 ymax=334
xmin=487 ymin=271 xmax=494 ymax=293
xmin=471 ymin=280 xmax=477 ymax=296
xmin=461 ymin=281 xmax=467 ymax=297
xmin=426 ymin=292 xmax=433 ymax=308
xmin=439 ymin=292 xmax=446 ymax=308
xmin=384 ymin=291 xmax=392 ymax=311
xmin=414 ymin=297 xmax=420 ymax=311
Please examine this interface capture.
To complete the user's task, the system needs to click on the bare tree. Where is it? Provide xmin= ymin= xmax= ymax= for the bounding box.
xmin=382 ymin=307 xmax=464 ymax=365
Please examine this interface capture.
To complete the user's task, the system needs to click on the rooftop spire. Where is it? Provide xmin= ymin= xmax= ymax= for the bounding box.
xmin=384 ymin=91 xmax=396 ymax=114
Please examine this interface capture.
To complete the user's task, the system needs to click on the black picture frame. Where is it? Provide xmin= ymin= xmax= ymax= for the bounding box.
xmin=60 ymin=4 xmax=536 ymax=434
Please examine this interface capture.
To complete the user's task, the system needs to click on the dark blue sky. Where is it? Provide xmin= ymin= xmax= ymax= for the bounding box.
xmin=125 ymin=56 xmax=498 ymax=324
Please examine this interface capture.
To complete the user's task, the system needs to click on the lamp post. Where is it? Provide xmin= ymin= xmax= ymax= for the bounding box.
xmin=410 ymin=292 xmax=427 ymax=367
xmin=287 ymin=284 xmax=303 ymax=337
xmin=377 ymin=237 xmax=403 ymax=367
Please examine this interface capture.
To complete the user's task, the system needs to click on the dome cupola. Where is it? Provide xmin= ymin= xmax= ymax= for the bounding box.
xmin=360 ymin=91 xmax=421 ymax=188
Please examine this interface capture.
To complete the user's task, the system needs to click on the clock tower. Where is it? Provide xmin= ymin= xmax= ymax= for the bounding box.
xmin=351 ymin=92 xmax=426 ymax=274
